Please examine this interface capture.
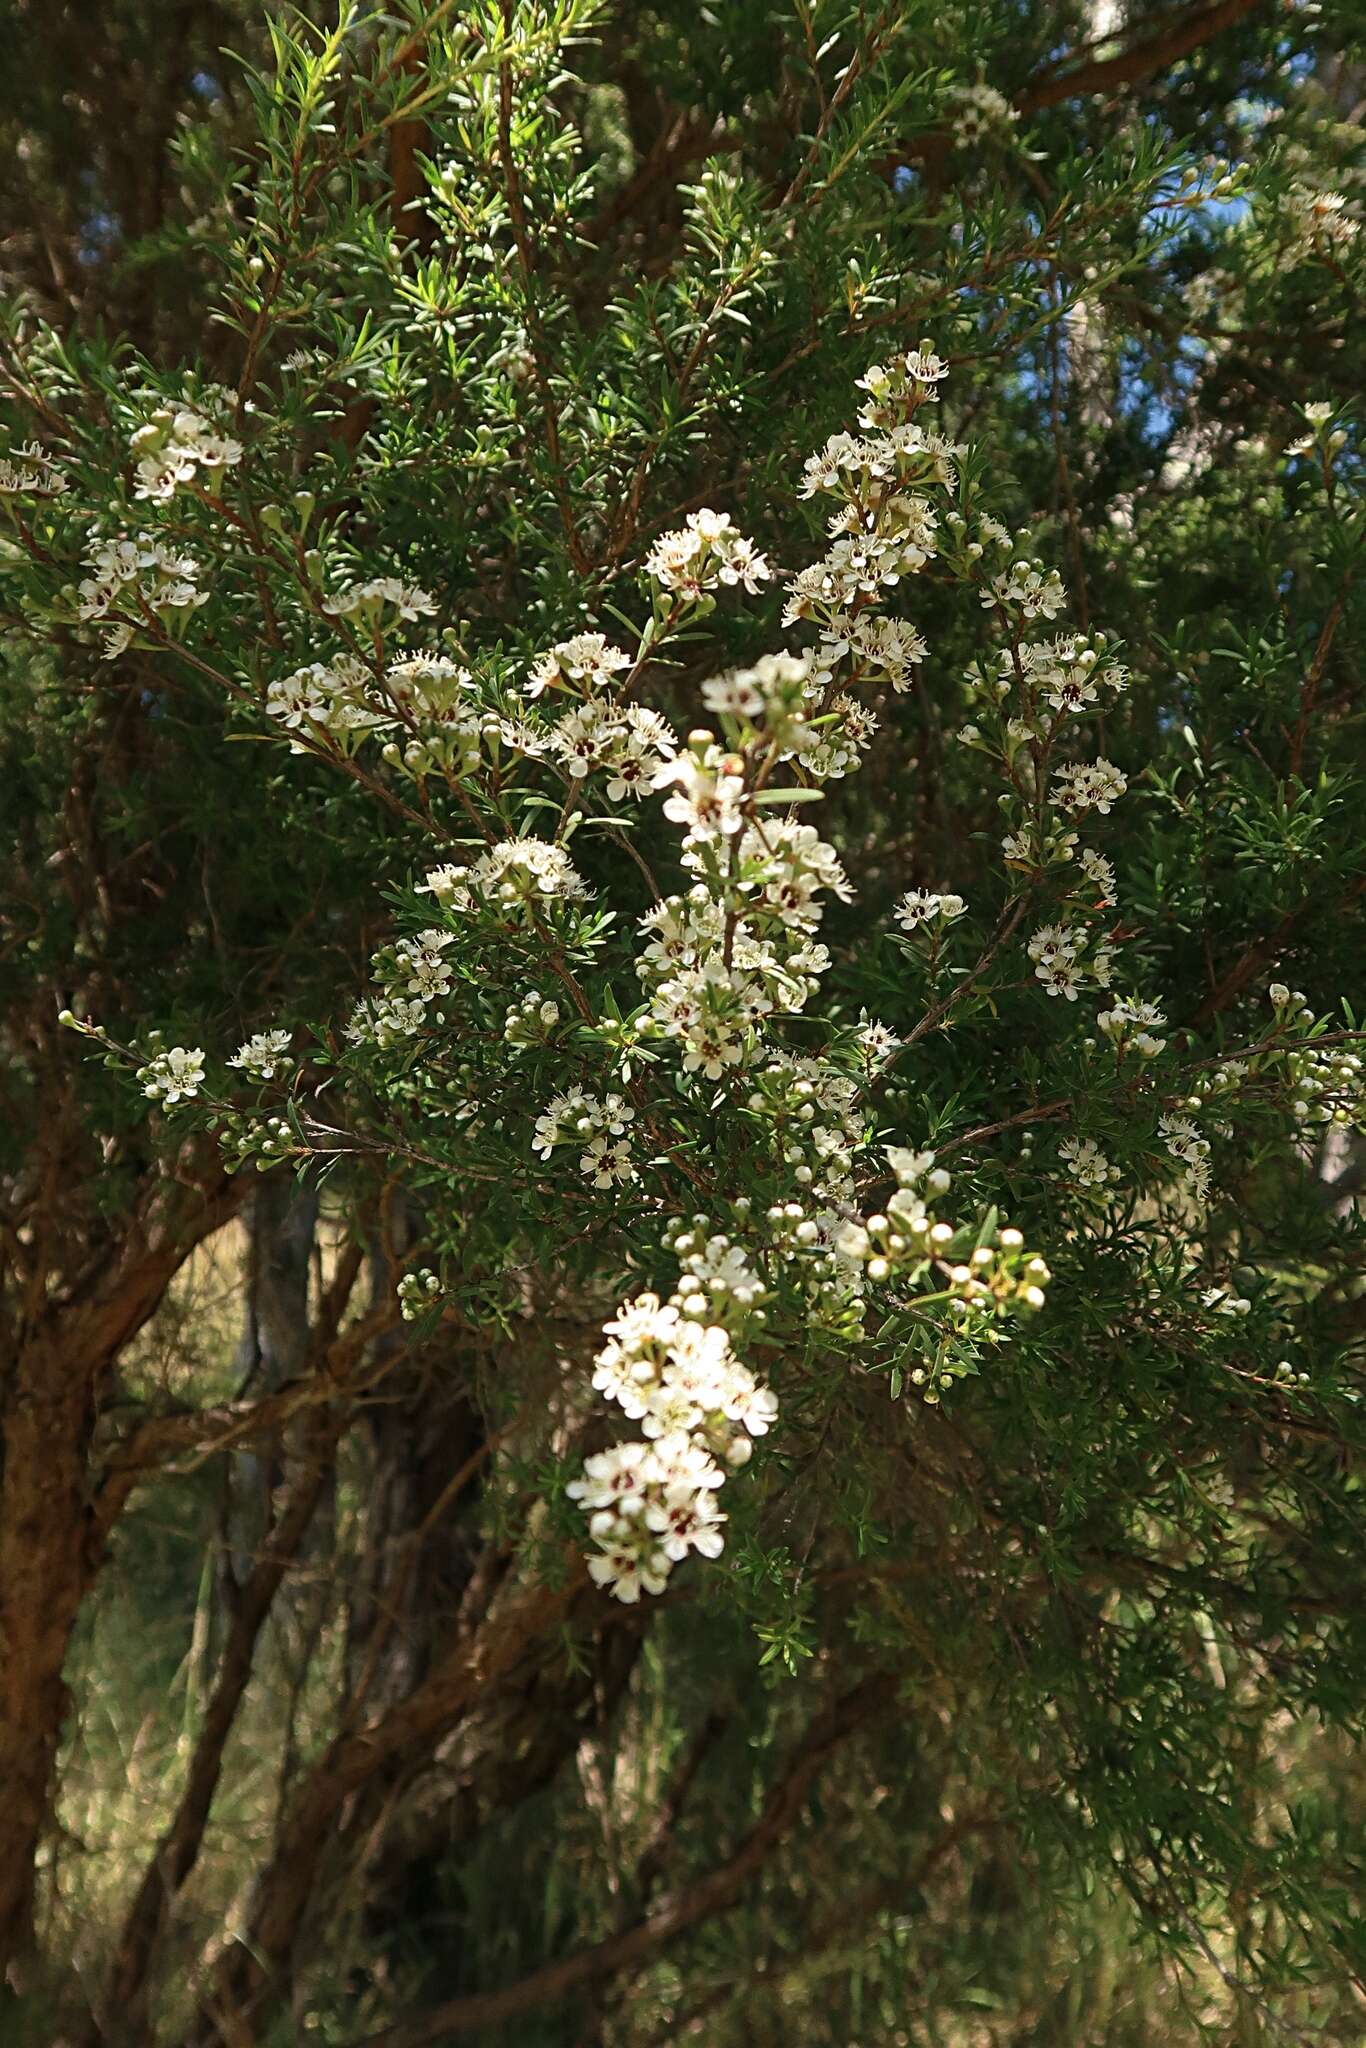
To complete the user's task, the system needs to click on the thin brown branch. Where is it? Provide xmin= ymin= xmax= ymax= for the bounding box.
xmin=348 ymin=1671 xmax=900 ymax=2047
xmin=1017 ymin=0 xmax=1266 ymax=116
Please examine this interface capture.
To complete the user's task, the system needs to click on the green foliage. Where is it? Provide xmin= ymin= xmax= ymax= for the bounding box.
xmin=3 ymin=1 xmax=1366 ymax=2043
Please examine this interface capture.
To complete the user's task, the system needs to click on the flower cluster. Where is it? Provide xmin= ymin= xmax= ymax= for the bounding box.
xmin=526 ymin=632 xmax=631 ymax=699
xmin=1028 ymin=922 xmax=1115 ymax=1003
xmin=228 ymin=1030 xmax=293 ymax=1081
xmin=398 ymin=1269 xmax=442 ymax=1321
xmin=949 ymin=79 xmax=1017 ymax=148
xmin=130 ymin=394 xmax=242 ymax=502
xmin=1097 ymin=997 xmax=1167 ymax=1060
xmin=504 ymin=993 xmax=561 ymax=1046
xmin=0 ymin=442 xmax=66 ymax=498
xmin=77 ymin=533 xmax=208 ymax=660
xmin=895 ymin=889 xmax=966 ymax=935
xmin=266 ymin=655 xmax=392 ymax=748
xmin=533 ymin=1090 xmax=637 ymax=1187
xmin=137 ymin=1044 xmax=206 ymax=1105
xmin=645 ymin=509 xmax=772 ymax=598
xmin=568 ymin=1290 xmax=777 ymax=1600
xmin=1282 ymin=182 xmax=1360 ymax=261
xmin=419 ymin=838 xmax=590 ymax=916
xmin=1268 ymin=986 xmax=1366 ymax=1136
xmin=559 ymin=345 xmax=1091 ymax=1583
xmin=320 ymin=577 xmax=437 ymax=625
xmin=1159 ymin=1112 xmax=1212 ymax=1204
xmin=835 ymin=1148 xmax=1050 ymax=1402
xmin=344 ymin=928 xmax=459 ymax=1048
xmin=550 ymin=699 xmax=677 ymax=800
xmin=1059 ymin=1135 xmax=1120 ymax=1191
xmin=1051 ymin=759 xmax=1128 ymax=816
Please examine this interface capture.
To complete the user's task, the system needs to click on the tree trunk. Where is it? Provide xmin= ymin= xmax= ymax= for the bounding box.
xmin=0 ymin=1334 xmax=93 ymax=1981
xmin=0 ymin=1169 xmax=242 ymax=1992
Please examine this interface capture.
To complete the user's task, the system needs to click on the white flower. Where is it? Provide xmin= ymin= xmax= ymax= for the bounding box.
xmin=989 ymin=559 xmax=1066 ymax=620
xmin=855 ymin=1013 xmax=901 ymax=1060
xmin=949 ymin=79 xmax=1016 ymax=147
xmin=228 ymin=1029 xmax=293 ymax=1080
xmin=0 ymin=442 xmax=66 ymax=497
xmin=1079 ymin=847 xmax=1118 ymax=906
xmin=392 ymin=929 xmax=456 ymax=1000
xmin=580 ymin=1132 xmax=637 ymax=1188
xmin=646 ymin=510 xmax=771 ymax=597
xmin=527 ymin=633 xmax=631 ymax=698
xmin=551 ymin=700 xmax=676 ymax=798
xmin=586 ymin=1539 xmax=672 ymax=1602
xmin=644 ymin=1482 xmax=727 ymax=1563
xmin=322 ymin=577 xmax=436 ymax=623
xmin=344 ymin=995 xmax=426 ymax=1047
xmin=653 ymin=746 xmax=746 ymax=843
xmin=1036 ymin=957 xmax=1082 ymax=1000
xmin=1097 ymin=998 xmax=1167 ymax=1057
xmin=138 ymin=1045 xmax=205 ymax=1104
xmin=894 ymin=889 xmax=966 ymax=933
xmin=418 ymin=838 xmax=590 ymax=915
xmin=534 ymin=1089 xmax=635 ymax=1166
xmin=1283 ymin=182 xmax=1360 ymax=257
xmin=77 ymin=532 xmax=208 ymax=655
xmin=129 ymin=398 xmax=242 ymax=501
xmin=1159 ymin=1113 xmax=1210 ymax=1175
xmin=1059 ymin=1136 xmax=1118 ymax=1189
xmin=1051 ymin=759 xmax=1128 ymax=815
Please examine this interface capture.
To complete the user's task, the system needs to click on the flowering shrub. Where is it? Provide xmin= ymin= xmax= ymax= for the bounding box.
xmin=41 ymin=337 xmax=1366 ymax=1612
xmin=3 ymin=0 xmax=1366 ymax=2033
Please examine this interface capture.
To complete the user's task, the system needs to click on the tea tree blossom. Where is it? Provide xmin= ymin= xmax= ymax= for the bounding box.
xmin=949 ymin=79 xmax=1017 ymax=148
xmin=0 ymin=442 xmax=66 ymax=497
xmin=645 ymin=509 xmax=771 ymax=597
xmin=228 ymin=1030 xmax=293 ymax=1080
xmin=137 ymin=1045 xmax=206 ymax=1104
xmin=1097 ymin=998 xmax=1167 ymax=1059
xmin=321 ymin=577 xmax=437 ymax=624
xmin=551 ymin=700 xmax=677 ymax=798
xmin=527 ymin=633 xmax=631 ymax=698
xmin=76 ymin=532 xmax=208 ymax=659
xmin=895 ymin=889 xmax=966 ymax=933
xmin=1059 ymin=1136 xmax=1120 ymax=1189
xmin=418 ymin=838 xmax=589 ymax=913
xmin=1051 ymin=759 xmax=1128 ymax=815
xmin=130 ymin=398 xmax=243 ymax=502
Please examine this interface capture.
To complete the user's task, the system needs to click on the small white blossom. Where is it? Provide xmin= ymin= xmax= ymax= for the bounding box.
xmin=527 ymin=633 xmax=631 ymax=699
xmin=646 ymin=510 xmax=770 ymax=597
xmin=1059 ymin=1136 xmax=1119 ymax=1189
xmin=138 ymin=1045 xmax=205 ymax=1104
xmin=894 ymin=889 xmax=966 ymax=933
xmin=418 ymin=838 xmax=590 ymax=914
xmin=228 ymin=1029 xmax=293 ymax=1080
